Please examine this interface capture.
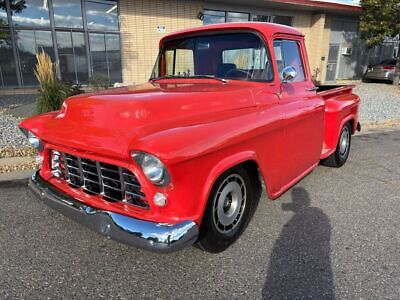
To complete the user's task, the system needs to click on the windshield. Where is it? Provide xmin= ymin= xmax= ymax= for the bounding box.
xmin=150 ymin=32 xmax=273 ymax=82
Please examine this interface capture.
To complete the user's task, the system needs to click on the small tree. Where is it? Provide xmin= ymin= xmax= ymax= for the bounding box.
xmin=360 ymin=0 xmax=400 ymax=85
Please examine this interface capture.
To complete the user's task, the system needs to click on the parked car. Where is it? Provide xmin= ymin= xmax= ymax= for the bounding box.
xmin=363 ymin=59 xmax=397 ymax=82
xmin=20 ymin=22 xmax=360 ymax=253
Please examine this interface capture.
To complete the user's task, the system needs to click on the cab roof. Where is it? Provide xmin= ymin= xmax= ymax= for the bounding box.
xmin=160 ymin=22 xmax=303 ymax=44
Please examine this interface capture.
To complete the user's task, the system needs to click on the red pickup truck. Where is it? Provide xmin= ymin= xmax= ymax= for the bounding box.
xmin=21 ymin=22 xmax=360 ymax=253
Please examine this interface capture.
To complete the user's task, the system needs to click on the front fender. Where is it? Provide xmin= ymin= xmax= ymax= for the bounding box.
xmin=196 ymin=151 xmax=265 ymax=223
xmin=19 ymin=112 xmax=59 ymax=137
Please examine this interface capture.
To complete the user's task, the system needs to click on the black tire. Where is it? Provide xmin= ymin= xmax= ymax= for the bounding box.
xmin=196 ymin=166 xmax=260 ymax=253
xmin=322 ymin=122 xmax=352 ymax=168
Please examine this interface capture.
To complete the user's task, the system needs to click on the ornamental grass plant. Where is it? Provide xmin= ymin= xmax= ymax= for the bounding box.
xmin=34 ymin=51 xmax=73 ymax=114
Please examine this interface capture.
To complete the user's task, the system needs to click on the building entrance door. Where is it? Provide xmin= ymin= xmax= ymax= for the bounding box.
xmin=326 ymin=44 xmax=339 ymax=82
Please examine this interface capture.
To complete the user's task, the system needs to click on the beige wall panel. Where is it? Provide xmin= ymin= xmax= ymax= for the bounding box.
xmin=119 ymin=0 xmax=203 ymax=84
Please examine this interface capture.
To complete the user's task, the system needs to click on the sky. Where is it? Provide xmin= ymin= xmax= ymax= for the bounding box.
xmin=313 ymin=0 xmax=360 ymax=6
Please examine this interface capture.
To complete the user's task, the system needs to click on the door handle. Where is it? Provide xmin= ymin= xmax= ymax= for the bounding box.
xmin=306 ymin=87 xmax=318 ymax=92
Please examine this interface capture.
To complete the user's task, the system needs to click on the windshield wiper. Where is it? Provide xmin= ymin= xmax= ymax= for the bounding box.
xmin=186 ymin=75 xmax=227 ymax=83
xmin=150 ymin=74 xmax=227 ymax=83
xmin=150 ymin=75 xmax=183 ymax=82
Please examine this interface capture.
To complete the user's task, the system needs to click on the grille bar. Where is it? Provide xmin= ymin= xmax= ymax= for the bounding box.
xmin=51 ymin=150 xmax=148 ymax=209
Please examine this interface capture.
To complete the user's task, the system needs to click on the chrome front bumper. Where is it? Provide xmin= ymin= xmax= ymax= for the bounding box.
xmin=28 ymin=171 xmax=199 ymax=253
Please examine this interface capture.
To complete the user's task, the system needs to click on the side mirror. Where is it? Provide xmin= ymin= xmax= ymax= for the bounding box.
xmin=280 ymin=66 xmax=296 ymax=83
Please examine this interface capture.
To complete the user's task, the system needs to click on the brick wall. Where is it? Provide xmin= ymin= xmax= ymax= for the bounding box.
xmin=119 ymin=0 xmax=202 ymax=84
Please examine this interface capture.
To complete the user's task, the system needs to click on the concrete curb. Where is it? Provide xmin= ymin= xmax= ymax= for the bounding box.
xmin=0 ymin=156 xmax=35 ymax=174
xmin=358 ymin=120 xmax=400 ymax=135
xmin=361 ymin=119 xmax=400 ymax=128
xmin=0 ymin=169 xmax=33 ymax=182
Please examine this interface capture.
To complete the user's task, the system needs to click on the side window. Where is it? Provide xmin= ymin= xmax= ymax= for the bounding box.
xmin=165 ymin=49 xmax=194 ymax=77
xmin=273 ymin=40 xmax=305 ymax=82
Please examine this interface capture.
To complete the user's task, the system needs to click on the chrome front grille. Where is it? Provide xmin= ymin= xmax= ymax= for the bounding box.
xmin=50 ymin=150 xmax=148 ymax=208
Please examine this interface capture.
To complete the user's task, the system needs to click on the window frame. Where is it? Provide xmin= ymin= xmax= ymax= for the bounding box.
xmin=272 ymin=37 xmax=309 ymax=83
xmin=272 ymin=15 xmax=294 ymax=27
xmin=203 ymin=9 xmax=251 ymax=25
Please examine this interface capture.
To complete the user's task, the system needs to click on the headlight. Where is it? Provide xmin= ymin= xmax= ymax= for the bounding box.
xmin=20 ymin=128 xmax=43 ymax=152
xmin=131 ymin=152 xmax=170 ymax=186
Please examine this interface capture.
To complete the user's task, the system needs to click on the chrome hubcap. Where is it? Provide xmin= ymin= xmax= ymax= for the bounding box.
xmin=339 ymin=126 xmax=350 ymax=157
xmin=213 ymin=174 xmax=246 ymax=234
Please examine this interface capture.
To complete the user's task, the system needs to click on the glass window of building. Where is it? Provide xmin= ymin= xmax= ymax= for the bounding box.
xmin=0 ymin=29 xmax=18 ymax=87
xmin=11 ymin=0 xmax=50 ymax=27
xmin=272 ymin=16 xmax=293 ymax=26
xmin=105 ymin=34 xmax=122 ymax=83
xmin=56 ymin=31 xmax=88 ymax=83
xmin=52 ymin=0 xmax=83 ymax=28
xmin=203 ymin=10 xmax=293 ymax=27
xmin=86 ymin=0 xmax=118 ymax=31
xmin=0 ymin=0 xmax=122 ymax=87
xmin=89 ymin=32 xmax=108 ymax=79
xmin=203 ymin=10 xmax=225 ymax=25
xmin=251 ymin=14 xmax=270 ymax=22
xmin=17 ymin=30 xmax=54 ymax=86
xmin=72 ymin=32 xmax=89 ymax=83
xmin=226 ymin=12 xmax=249 ymax=23
xmin=0 ymin=3 xmax=8 ymax=25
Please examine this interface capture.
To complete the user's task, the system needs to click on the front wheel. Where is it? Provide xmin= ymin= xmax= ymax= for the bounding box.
xmin=197 ymin=166 xmax=259 ymax=253
xmin=322 ymin=122 xmax=352 ymax=168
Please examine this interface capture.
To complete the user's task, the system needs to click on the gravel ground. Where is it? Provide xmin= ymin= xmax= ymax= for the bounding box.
xmin=0 ymin=93 xmax=36 ymax=148
xmin=354 ymin=83 xmax=400 ymax=122
xmin=0 ymin=109 xmax=28 ymax=148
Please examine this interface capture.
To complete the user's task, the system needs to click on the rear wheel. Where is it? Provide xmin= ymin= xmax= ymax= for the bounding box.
xmin=322 ymin=122 xmax=352 ymax=168
xmin=197 ymin=166 xmax=259 ymax=253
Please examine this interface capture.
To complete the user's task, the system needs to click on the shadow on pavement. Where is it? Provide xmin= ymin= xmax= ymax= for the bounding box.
xmin=262 ymin=187 xmax=335 ymax=299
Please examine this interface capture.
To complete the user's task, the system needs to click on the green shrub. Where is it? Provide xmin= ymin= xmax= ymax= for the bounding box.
xmin=70 ymin=83 xmax=84 ymax=96
xmin=36 ymin=80 xmax=71 ymax=114
xmin=89 ymin=74 xmax=110 ymax=91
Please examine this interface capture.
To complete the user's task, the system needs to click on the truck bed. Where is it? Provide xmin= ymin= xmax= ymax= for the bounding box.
xmin=317 ymin=84 xmax=355 ymax=98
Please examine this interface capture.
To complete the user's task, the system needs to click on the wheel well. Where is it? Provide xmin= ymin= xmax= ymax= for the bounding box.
xmin=239 ymin=160 xmax=263 ymax=201
xmin=347 ymin=119 xmax=355 ymax=134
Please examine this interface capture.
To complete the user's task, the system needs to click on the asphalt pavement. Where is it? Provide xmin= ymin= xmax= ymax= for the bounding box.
xmin=1 ymin=130 xmax=399 ymax=299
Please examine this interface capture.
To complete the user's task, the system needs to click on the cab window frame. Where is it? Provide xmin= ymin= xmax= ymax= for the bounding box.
xmin=272 ymin=38 xmax=307 ymax=83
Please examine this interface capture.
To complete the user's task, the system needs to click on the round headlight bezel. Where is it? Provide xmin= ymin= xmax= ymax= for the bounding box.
xmin=131 ymin=151 xmax=170 ymax=186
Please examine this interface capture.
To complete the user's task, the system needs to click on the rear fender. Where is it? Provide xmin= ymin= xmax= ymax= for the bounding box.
xmin=323 ymin=94 xmax=359 ymax=150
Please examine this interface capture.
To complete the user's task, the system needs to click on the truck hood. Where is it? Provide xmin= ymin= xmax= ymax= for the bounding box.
xmin=27 ymin=81 xmax=256 ymax=158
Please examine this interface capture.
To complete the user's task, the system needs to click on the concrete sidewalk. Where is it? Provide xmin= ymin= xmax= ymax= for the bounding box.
xmin=0 ymin=156 xmax=35 ymax=177
xmin=0 ymin=169 xmax=33 ymax=182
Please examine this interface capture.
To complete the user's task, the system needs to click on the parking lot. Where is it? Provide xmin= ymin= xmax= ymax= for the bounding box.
xmin=1 ymin=129 xmax=399 ymax=299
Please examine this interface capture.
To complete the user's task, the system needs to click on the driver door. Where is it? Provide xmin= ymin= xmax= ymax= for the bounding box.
xmin=273 ymin=39 xmax=325 ymax=186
